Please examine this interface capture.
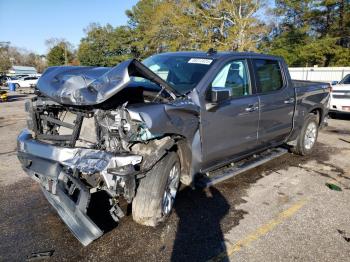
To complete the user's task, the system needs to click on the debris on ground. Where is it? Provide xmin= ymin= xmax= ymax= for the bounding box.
xmin=337 ymin=229 xmax=350 ymax=243
xmin=325 ymin=183 xmax=342 ymax=191
xmin=26 ymin=250 xmax=54 ymax=261
xmin=339 ymin=138 xmax=350 ymax=144
xmin=0 ymin=90 xmax=8 ymax=102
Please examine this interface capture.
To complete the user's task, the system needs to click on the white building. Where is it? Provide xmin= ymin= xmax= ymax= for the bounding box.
xmin=8 ymin=65 xmax=37 ymax=76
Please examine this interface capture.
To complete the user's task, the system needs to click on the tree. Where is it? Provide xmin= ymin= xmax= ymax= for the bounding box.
xmin=263 ymin=0 xmax=350 ymax=66
xmin=0 ymin=44 xmax=47 ymax=74
xmin=126 ymin=0 xmax=202 ymax=56
xmin=188 ymin=0 xmax=268 ymax=51
xmin=0 ymin=44 xmax=11 ymax=74
xmin=75 ymin=0 xmax=350 ymax=67
xmin=46 ymin=41 xmax=74 ymax=66
xmin=125 ymin=0 xmax=268 ymax=57
xmin=78 ymin=23 xmax=135 ymax=66
xmin=298 ymin=37 xmax=350 ymax=66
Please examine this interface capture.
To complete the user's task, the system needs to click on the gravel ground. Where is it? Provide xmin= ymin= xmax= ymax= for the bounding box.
xmin=0 ymin=91 xmax=349 ymax=261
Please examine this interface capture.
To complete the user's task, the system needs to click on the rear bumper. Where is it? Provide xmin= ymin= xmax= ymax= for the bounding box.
xmin=17 ymin=129 xmax=142 ymax=245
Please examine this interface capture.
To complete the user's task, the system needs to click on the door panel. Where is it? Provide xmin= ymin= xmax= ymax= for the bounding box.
xmin=252 ymin=59 xmax=294 ymax=145
xmin=200 ymin=59 xmax=259 ymax=169
xmin=258 ymin=89 xmax=294 ymax=144
xmin=201 ymin=97 xmax=259 ymax=168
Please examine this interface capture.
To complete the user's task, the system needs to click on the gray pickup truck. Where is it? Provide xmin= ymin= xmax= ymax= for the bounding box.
xmin=17 ymin=51 xmax=330 ymax=245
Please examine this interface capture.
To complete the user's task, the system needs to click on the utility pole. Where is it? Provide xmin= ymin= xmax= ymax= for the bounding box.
xmin=63 ymin=42 xmax=68 ymax=65
xmin=60 ymin=41 xmax=68 ymax=65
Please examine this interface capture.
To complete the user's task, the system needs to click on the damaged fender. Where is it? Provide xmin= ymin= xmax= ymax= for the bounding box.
xmin=127 ymin=100 xmax=201 ymax=184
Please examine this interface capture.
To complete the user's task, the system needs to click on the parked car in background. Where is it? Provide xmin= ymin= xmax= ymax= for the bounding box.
xmin=329 ymin=74 xmax=350 ymax=115
xmin=1 ymin=76 xmax=18 ymax=86
xmin=15 ymin=74 xmax=29 ymax=78
xmin=8 ymin=76 xmax=39 ymax=88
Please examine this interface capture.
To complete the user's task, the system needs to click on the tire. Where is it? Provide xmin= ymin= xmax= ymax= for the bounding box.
xmin=132 ymin=152 xmax=180 ymax=226
xmin=15 ymin=83 xmax=20 ymax=89
xmin=292 ymin=114 xmax=319 ymax=156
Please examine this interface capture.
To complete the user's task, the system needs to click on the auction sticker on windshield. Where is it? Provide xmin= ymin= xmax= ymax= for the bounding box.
xmin=188 ymin=58 xmax=213 ymax=65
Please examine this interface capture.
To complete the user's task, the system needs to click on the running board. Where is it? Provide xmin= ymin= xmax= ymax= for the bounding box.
xmin=196 ymin=147 xmax=288 ymax=188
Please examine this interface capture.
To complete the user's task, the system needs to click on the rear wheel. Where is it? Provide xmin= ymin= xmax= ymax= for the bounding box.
xmin=132 ymin=152 xmax=180 ymax=226
xmin=15 ymin=83 xmax=20 ymax=89
xmin=292 ymin=114 xmax=319 ymax=156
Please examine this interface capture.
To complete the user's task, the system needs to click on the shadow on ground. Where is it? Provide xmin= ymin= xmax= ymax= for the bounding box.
xmin=6 ymin=94 xmax=30 ymax=102
xmin=0 ymin=141 xmax=338 ymax=261
xmin=171 ymin=186 xmax=231 ymax=261
xmin=329 ymin=113 xmax=350 ymax=121
xmin=0 ymin=175 xmax=255 ymax=261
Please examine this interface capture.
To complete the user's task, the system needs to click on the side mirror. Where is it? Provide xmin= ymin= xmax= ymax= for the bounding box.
xmin=211 ymin=87 xmax=232 ymax=103
xmin=331 ymin=81 xmax=339 ymax=85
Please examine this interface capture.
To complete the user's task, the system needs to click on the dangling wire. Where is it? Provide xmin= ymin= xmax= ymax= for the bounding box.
xmin=153 ymin=85 xmax=166 ymax=102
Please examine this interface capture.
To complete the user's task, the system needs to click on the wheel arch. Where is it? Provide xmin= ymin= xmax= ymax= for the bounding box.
xmin=167 ymin=136 xmax=192 ymax=186
xmin=176 ymin=139 xmax=192 ymax=186
xmin=309 ymin=107 xmax=323 ymax=126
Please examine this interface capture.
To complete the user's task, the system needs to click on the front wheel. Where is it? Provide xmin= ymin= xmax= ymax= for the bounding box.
xmin=132 ymin=152 xmax=180 ymax=226
xmin=292 ymin=114 xmax=319 ymax=156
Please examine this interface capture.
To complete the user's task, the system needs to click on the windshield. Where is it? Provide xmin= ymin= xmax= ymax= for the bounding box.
xmin=140 ymin=55 xmax=214 ymax=94
xmin=340 ymin=74 xmax=350 ymax=84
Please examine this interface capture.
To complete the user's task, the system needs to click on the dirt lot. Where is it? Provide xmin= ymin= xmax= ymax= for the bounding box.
xmin=0 ymin=91 xmax=350 ymax=261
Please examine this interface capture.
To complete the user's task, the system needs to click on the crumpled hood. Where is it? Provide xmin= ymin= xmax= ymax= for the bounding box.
xmin=37 ymin=59 xmax=178 ymax=106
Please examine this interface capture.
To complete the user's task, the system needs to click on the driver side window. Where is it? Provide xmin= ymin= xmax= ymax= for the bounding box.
xmin=212 ymin=60 xmax=251 ymax=97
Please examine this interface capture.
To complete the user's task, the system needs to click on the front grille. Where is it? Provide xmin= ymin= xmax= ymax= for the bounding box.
xmin=332 ymin=90 xmax=350 ymax=99
xmin=332 ymin=95 xmax=350 ymax=99
xmin=34 ymin=112 xmax=84 ymax=146
xmin=27 ymin=98 xmax=89 ymax=147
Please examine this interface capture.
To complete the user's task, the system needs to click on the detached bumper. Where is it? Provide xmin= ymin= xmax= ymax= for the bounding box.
xmin=40 ymin=173 xmax=103 ymax=246
xmin=17 ymin=129 xmax=142 ymax=246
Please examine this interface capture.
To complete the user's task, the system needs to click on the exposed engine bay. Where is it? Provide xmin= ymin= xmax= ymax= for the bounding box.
xmin=26 ymin=95 xmax=163 ymax=150
xmin=24 ymin=93 xmax=178 ymax=201
xmin=18 ymin=87 xmax=197 ymax=245
xmin=17 ymin=57 xmax=201 ymax=246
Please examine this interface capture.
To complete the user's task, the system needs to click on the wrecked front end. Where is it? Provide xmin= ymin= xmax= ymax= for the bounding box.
xmin=17 ymin=95 xmax=182 ymax=245
xmin=17 ymin=59 xmax=200 ymax=245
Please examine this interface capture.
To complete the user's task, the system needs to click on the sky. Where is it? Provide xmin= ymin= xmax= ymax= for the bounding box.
xmin=0 ymin=0 xmax=139 ymax=54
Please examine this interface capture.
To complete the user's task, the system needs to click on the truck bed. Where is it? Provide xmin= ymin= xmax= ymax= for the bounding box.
xmin=292 ymin=79 xmax=329 ymax=88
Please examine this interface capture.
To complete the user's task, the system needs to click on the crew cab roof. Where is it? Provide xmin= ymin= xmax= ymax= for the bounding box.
xmin=153 ymin=51 xmax=283 ymax=61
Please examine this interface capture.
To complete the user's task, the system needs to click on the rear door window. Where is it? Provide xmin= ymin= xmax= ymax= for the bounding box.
xmin=253 ymin=59 xmax=284 ymax=93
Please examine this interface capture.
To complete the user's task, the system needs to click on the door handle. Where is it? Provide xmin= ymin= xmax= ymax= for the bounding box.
xmin=245 ymin=105 xmax=259 ymax=112
xmin=284 ymin=98 xmax=295 ymax=104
